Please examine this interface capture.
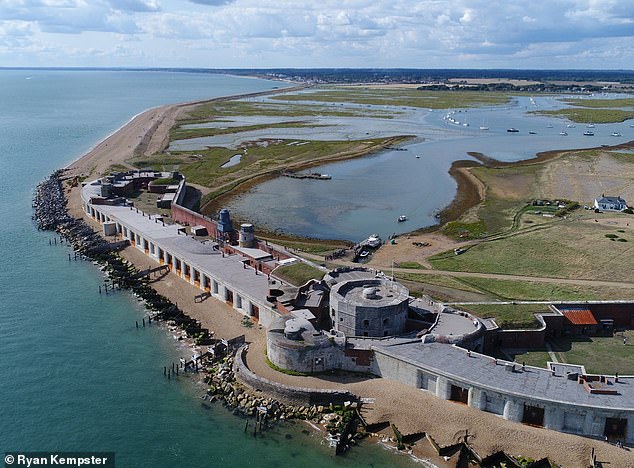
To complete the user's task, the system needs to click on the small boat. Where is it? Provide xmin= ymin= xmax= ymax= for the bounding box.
xmin=507 ymin=128 xmax=519 ymax=133
xmin=559 ymin=131 xmax=568 ymax=136
xmin=583 ymin=130 xmax=594 ymax=136
xmin=587 ymin=123 xmax=595 ymax=128
xmin=364 ymin=234 xmax=382 ymax=248
xmin=546 ymin=124 xmax=554 ymax=128
xmin=415 ymin=155 xmax=421 ymax=159
xmin=479 ymin=125 xmax=489 ymax=131
xmin=567 ymin=124 xmax=576 ymax=128
xmin=529 ymin=131 xmax=537 ymax=134
xmin=398 ymin=215 xmax=408 ymax=222
xmin=612 ymin=132 xmax=621 ymax=137
xmin=359 ymin=250 xmax=370 ymax=258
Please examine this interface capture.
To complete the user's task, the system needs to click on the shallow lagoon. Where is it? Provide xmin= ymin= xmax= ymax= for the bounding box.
xmin=211 ymin=94 xmax=634 ymax=241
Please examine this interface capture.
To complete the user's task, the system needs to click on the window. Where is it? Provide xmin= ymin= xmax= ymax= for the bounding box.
xmin=363 ymin=332 xmax=369 ymax=337
xmin=363 ymin=319 xmax=370 ymax=328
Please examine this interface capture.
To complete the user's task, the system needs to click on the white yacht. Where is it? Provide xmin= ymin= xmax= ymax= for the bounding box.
xmin=398 ymin=215 xmax=408 ymax=222
xmin=364 ymin=234 xmax=382 ymax=248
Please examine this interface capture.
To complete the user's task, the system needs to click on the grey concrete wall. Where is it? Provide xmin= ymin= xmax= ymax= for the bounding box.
xmin=234 ymin=346 xmax=357 ymax=405
xmin=373 ymin=347 xmax=634 ymax=443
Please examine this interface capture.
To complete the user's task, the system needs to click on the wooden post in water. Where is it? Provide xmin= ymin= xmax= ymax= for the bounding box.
xmin=163 ymin=366 xmax=166 ymax=376
xmin=136 ymin=321 xmax=138 ymax=329
xmin=142 ymin=318 xmax=145 ymax=327
xmin=98 ymin=285 xmax=102 ymax=294
xmin=244 ymin=420 xmax=249 ymax=432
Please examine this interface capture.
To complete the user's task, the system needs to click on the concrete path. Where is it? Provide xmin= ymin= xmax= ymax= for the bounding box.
xmin=545 ymin=341 xmax=560 ymax=364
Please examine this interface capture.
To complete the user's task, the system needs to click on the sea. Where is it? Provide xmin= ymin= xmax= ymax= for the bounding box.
xmin=0 ymin=69 xmax=418 ymax=467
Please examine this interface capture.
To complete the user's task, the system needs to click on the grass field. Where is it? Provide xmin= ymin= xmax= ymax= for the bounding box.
xmin=430 ymin=217 xmax=634 ymax=283
xmin=504 ymin=349 xmax=552 ymax=369
xmin=270 ymin=88 xmax=511 ymax=109
xmin=258 ymin=235 xmax=350 ymax=255
xmin=178 ymin=99 xmax=394 ymax=125
xmin=131 ymin=135 xmax=408 ymax=204
xmin=549 ymin=332 xmax=634 ymax=374
xmin=170 ymin=121 xmax=320 ymax=141
xmin=531 ymin=108 xmax=634 ymax=124
xmin=394 ymin=272 xmax=483 ymax=293
xmin=459 ymin=303 xmax=548 ymax=329
xmin=510 ymin=331 xmax=634 ymax=374
xmin=273 ymin=262 xmax=325 ymax=286
xmin=562 ymin=97 xmax=634 ymax=108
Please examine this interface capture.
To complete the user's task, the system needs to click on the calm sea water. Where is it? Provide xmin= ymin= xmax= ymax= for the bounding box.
xmin=0 ymin=70 xmax=416 ymax=467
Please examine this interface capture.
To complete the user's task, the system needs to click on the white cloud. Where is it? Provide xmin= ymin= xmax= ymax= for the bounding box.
xmin=1 ymin=0 xmax=632 ymax=68
xmin=107 ymin=0 xmax=160 ymax=12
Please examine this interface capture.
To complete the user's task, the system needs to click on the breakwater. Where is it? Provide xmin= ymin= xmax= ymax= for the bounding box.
xmin=32 ymin=170 xmax=364 ymax=455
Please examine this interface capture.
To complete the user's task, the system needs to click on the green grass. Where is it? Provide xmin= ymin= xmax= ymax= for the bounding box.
xmin=258 ymin=236 xmax=349 ymax=255
xmin=530 ymin=108 xmax=634 ymax=123
xmin=396 ymin=261 xmax=426 ymax=269
xmin=273 ymin=262 xmax=324 ymax=286
xmin=429 ymin=220 xmax=634 ymax=283
xmin=151 ymin=177 xmax=180 ymax=185
xmin=178 ymin=99 xmax=394 ymax=125
xmin=106 ymin=163 xmax=130 ymax=173
xmin=455 ymin=277 xmax=634 ymax=302
xmin=441 ymin=220 xmax=488 ymax=240
xmin=502 ymin=331 xmax=634 ymax=373
xmin=270 ymin=88 xmax=511 ymax=109
xmin=394 ymin=272 xmax=483 ymax=293
xmin=562 ymin=97 xmax=634 ymax=108
xmin=459 ymin=303 xmax=548 ymax=329
xmin=170 ymin=121 xmax=319 ymax=141
xmin=504 ymin=349 xmax=552 ymax=368
xmin=132 ymin=136 xmax=408 ymax=204
xmin=265 ymin=357 xmax=311 ymax=376
xmin=549 ymin=332 xmax=634 ymax=375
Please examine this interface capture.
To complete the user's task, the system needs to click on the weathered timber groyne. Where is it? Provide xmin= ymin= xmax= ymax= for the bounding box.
xmin=32 ymin=170 xmax=362 ymax=453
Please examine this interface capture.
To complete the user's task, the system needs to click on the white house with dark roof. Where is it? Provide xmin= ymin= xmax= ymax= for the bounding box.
xmin=594 ymin=195 xmax=628 ymax=211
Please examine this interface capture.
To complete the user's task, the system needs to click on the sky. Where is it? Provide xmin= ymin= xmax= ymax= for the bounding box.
xmin=1 ymin=0 xmax=633 ymax=69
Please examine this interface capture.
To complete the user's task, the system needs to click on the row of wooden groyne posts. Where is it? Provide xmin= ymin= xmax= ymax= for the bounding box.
xmin=33 ymin=171 xmax=566 ymax=466
xmin=32 ymin=170 xmax=363 ymax=453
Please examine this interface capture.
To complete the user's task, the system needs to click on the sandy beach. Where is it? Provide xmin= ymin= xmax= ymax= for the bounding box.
xmin=65 ymin=93 xmax=634 ymax=467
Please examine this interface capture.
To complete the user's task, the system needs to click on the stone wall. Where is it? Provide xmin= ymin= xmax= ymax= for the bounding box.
xmin=233 ymin=345 xmax=357 ymax=405
xmin=171 ymin=203 xmax=222 ymax=239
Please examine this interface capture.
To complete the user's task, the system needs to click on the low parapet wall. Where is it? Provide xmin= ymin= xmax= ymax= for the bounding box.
xmin=233 ymin=345 xmax=357 ymax=406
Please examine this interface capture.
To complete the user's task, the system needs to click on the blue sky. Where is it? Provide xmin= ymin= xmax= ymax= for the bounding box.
xmin=1 ymin=0 xmax=633 ymax=68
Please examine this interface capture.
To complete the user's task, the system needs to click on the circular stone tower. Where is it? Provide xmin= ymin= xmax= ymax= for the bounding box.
xmin=330 ymin=278 xmax=409 ymax=337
